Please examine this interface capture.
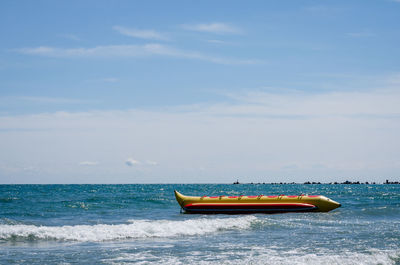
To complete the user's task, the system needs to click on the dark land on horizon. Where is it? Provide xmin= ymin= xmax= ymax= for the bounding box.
xmin=233 ymin=179 xmax=400 ymax=185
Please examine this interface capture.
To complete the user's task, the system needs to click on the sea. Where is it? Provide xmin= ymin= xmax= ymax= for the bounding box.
xmin=0 ymin=184 xmax=399 ymax=265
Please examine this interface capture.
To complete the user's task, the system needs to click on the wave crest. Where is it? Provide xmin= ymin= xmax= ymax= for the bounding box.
xmin=0 ymin=216 xmax=256 ymax=242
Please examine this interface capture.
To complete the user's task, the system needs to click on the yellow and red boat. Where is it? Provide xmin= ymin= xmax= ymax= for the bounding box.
xmin=174 ymin=190 xmax=341 ymax=214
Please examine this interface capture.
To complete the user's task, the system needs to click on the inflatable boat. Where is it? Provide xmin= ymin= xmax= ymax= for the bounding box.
xmin=174 ymin=190 xmax=341 ymax=214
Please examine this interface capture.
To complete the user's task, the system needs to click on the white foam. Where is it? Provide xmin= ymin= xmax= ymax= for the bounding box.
xmin=241 ymin=250 xmax=398 ymax=265
xmin=0 ymin=216 xmax=256 ymax=242
xmin=105 ymin=248 xmax=400 ymax=265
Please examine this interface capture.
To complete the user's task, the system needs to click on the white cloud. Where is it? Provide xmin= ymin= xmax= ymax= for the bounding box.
xmin=15 ymin=44 xmax=260 ymax=65
xmin=1 ymin=81 xmax=400 ymax=183
xmin=206 ymin=39 xmax=228 ymax=45
xmin=182 ymin=22 xmax=241 ymax=34
xmin=125 ymin=158 xmax=140 ymax=166
xmin=113 ymin=26 xmax=168 ymax=40
xmin=125 ymin=158 xmax=157 ymax=167
xmin=18 ymin=96 xmax=85 ymax=104
xmin=79 ymin=161 xmax=99 ymax=166
xmin=0 ymin=96 xmax=92 ymax=107
xmin=16 ymin=45 xmax=152 ymax=58
xmin=189 ymin=88 xmax=400 ymax=120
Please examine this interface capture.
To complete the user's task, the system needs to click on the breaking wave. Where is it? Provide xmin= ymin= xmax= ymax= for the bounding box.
xmin=0 ymin=216 xmax=256 ymax=242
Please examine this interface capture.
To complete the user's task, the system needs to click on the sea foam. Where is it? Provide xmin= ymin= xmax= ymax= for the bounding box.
xmin=105 ymin=248 xmax=400 ymax=265
xmin=0 ymin=216 xmax=256 ymax=242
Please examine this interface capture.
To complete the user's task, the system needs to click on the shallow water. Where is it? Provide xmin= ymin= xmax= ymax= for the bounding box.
xmin=1 ymin=184 xmax=399 ymax=264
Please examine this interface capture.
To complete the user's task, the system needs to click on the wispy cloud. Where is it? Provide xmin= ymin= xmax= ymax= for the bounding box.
xmin=113 ymin=26 xmax=168 ymax=40
xmin=16 ymin=44 xmax=260 ymax=65
xmin=16 ymin=45 xmax=150 ymax=58
xmin=1 ymin=80 xmax=400 ymax=183
xmin=206 ymin=39 xmax=229 ymax=45
xmin=0 ymin=96 xmax=87 ymax=105
xmin=125 ymin=158 xmax=158 ymax=166
xmin=125 ymin=158 xmax=140 ymax=166
xmin=182 ymin=22 xmax=241 ymax=34
xmin=79 ymin=161 xmax=98 ymax=166
xmin=215 ymin=89 xmax=400 ymax=118
xmin=22 ymin=96 xmax=86 ymax=104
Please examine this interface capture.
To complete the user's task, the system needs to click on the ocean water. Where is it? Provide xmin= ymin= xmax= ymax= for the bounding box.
xmin=0 ymin=184 xmax=399 ymax=265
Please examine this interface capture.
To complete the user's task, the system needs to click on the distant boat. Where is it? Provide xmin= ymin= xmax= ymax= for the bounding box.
xmin=174 ymin=190 xmax=341 ymax=214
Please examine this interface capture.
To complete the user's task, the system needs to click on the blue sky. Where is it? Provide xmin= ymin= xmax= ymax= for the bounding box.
xmin=1 ymin=0 xmax=400 ymax=183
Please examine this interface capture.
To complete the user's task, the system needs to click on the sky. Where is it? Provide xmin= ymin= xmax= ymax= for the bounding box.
xmin=0 ymin=0 xmax=400 ymax=184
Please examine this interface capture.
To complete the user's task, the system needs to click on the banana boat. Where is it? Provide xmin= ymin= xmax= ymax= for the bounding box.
xmin=174 ymin=190 xmax=341 ymax=214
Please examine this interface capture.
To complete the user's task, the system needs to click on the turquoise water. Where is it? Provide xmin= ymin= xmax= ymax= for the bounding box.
xmin=0 ymin=184 xmax=399 ymax=264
